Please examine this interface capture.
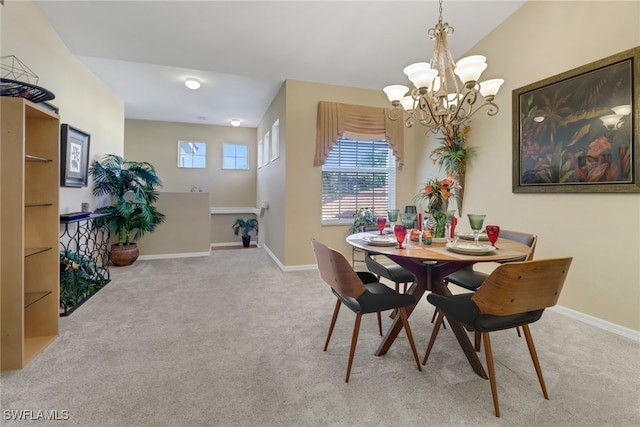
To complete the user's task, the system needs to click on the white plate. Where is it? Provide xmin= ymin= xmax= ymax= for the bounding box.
xmin=446 ymin=242 xmax=496 ymax=255
xmin=456 ymin=231 xmax=489 ymax=241
xmin=362 ymin=236 xmax=397 ymax=247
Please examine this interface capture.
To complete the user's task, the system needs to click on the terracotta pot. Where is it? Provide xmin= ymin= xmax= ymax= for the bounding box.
xmin=109 ymin=243 xmax=139 ymax=266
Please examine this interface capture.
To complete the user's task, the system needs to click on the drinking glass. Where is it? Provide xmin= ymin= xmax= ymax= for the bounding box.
xmin=387 ymin=209 xmax=400 ymax=228
xmin=486 ymin=225 xmax=500 ymax=247
xmin=400 ymin=213 xmax=417 ymax=229
xmin=394 ymin=225 xmax=407 ymax=249
xmin=467 ymin=214 xmax=486 ymax=246
xmin=377 ymin=217 xmax=387 ymax=235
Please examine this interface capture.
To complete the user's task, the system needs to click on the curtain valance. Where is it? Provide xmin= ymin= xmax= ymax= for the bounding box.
xmin=314 ymin=101 xmax=404 ymax=166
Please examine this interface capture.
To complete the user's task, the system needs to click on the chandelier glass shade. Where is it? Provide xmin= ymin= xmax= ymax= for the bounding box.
xmin=383 ymin=0 xmax=503 ymax=133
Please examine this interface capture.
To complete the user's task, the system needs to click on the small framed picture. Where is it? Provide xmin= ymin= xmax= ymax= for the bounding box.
xmin=61 ymin=124 xmax=90 ymax=187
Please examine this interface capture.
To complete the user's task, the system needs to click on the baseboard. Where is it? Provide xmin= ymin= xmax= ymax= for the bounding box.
xmin=550 ymin=305 xmax=640 ymax=342
xmin=261 ymin=244 xmax=316 ymax=272
xmin=210 ymin=242 xmax=258 ymax=248
xmin=138 ymin=250 xmax=211 ymax=261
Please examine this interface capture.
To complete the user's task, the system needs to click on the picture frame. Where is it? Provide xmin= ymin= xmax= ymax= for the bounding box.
xmin=512 ymin=47 xmax=639 ymax=193
xmin=60 ymin=124 xmax=90 ymax=187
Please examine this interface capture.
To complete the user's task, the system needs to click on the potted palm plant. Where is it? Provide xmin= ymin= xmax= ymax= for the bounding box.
xmin=89 ymin=154 xmax=166 ymax=266
xmin=232 ymin=218 xmax=259 ymax=247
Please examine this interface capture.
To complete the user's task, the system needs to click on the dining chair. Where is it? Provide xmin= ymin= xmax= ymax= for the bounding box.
xmin=423 ymin=257 xmax=573 ymax=417
xmin=365 ymin=251 xmax=415 ymax=294
xmin=436 ymin=230 xmax=538 ymax=348
xmin=351 ymin=225 xmax=379 ymax=267
xmin=311 ymin=239 xmax=422 ymax=383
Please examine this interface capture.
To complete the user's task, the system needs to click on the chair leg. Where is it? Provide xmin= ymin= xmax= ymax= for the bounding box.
xmin=482 ymin=332 xmax=500 ymax=417
xmin=376 ymin=312 xmax=382 ymax=336
xmin=345 ymin=314 xmax=362 ymax=383
xmin=474 ymin=330 xmax=481 ymax=352
xmin=522 ymin=324 xmax=549 ymax=400
xmin=324 ymin=300 xmax=341 ymax=351
xmin=423 ymin=310 xmax=445 ymax=365
xmin=398 ymin=307 xmax=422 ymax=372
xmin=431 ymin=308 xmax=447 ymax=329
xmin=516 ymin=326 xmax=522 ymax=337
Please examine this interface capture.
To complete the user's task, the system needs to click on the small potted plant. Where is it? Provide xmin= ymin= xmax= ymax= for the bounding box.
xmin=348 ymin=207 xmax=376 ymax=234
xmin=232 ymin=218 xmax=259 ymax=247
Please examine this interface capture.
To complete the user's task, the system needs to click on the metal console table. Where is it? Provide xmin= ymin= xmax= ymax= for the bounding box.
xmin=59 ymin=213 xmax=111 ymax=316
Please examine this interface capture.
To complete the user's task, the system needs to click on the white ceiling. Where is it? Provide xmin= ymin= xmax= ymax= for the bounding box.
xmin=34 ymin=0 xmax=526 ymax=128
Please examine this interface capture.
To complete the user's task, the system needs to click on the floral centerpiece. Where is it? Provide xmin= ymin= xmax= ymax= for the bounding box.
xmin=430 ymin=123 xmax=473 ymax=213
xmin=415 ymin=174 xmax=461 ymax=238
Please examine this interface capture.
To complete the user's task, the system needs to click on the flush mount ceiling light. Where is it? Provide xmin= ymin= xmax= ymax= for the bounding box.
xmin=184 ymin=78 xmax=200 ymax=90
xmin=230 ymin=119 xmax=241 ymax=127
xmin=383 ymin=0 xmax=503 ymax=134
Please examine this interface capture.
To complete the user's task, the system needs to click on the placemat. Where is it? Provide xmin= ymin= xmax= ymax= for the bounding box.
xmin=427 ymin=246 xmax=528 ymax=261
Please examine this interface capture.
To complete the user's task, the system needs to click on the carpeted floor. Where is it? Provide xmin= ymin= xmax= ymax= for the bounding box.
xmin=1 ymin=248 xmax=639 ymax=426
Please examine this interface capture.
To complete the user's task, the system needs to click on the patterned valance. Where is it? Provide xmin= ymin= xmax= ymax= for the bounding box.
xmin=314 ymin=101 xmax=404 ymax=166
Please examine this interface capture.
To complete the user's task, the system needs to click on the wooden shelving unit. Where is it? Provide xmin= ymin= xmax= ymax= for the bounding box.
xmin=1 ymin=97 xmax=60 ymax=371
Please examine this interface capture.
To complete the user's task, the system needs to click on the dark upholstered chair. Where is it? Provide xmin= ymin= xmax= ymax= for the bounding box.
xmin=311 ymin=240 xmax=422 ymax=383
xmin=445 ymin=230 xmax=538 ymax=292
xmin=351 ymin=225 xmax=380 ymax=267
xmin=424 ymin=257 xmax=573 ymax=417
xmin=437 ymin=230 xmax=538 ymax=346
xmin=365 ymin=251 xmax=415 ymax=294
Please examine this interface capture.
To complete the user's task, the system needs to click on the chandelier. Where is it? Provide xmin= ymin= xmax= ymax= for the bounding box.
xmin=383 ymin=0 xmax=503 ymax=133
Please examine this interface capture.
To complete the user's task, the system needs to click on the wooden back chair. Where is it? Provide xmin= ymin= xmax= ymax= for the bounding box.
xmin=424 ymin=257 xmax=572 ymax=417
xmin=311 ymin=239 xmax=422 ymax=382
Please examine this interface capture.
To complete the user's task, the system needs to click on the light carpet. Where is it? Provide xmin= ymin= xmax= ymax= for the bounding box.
xmin=1 ymin=248 xmax=639 ymax=426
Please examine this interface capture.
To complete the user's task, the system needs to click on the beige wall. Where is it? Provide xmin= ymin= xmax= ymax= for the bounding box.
xmin=1 ymin=0 xmax=125 ymax=215
xmin=136 ymin=192 xmax=211 ymax=256
xmin=256 ymin=83 xmax=286 ymax=261
xmin=124 ymin=119 xmax=260 ymax=247
xmin=124 ymin=119 xmax=257 ymax=206
xmin=445 ymin=0 xmax=639 ymax=330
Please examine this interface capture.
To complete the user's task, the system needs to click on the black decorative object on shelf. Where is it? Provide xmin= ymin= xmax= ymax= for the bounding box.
xmin=1 ymin=55 xmax=55 ymax=103
xmin=60 ymin=212 xmax=91 ymax=221
xmin=0 ymin=77 xmax=55 ymax=103
xmin=59 ymin=214 xmax=111 ymax=316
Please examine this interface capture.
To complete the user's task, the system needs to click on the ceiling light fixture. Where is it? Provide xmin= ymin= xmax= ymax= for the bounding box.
xmin=383 ymin=0 xmax=503 ymax=133
xmin=184 ymin=78 xmax=201 ymax=90
xmin=230 ymin=119 xmax=241 ymax=127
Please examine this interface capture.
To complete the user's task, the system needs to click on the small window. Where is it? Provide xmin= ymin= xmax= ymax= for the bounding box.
xmin=263 ymin=131 xmax=270 ymax=166
xmin=223 ymin=143 xmax=249 ymax=170
xmin=178 ymin=141 xmax=206 ymax=168
xmin=271 ymin=120 xmax=279 ymax=161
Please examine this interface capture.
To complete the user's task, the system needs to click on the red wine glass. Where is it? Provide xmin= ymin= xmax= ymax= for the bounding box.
xmin=486 ymin=225 xmax=500 ymax=247
xmin=377 ymin=217 xmax=387 ymax=235
xmin=394 ymin=225 xmax=407 ymax=249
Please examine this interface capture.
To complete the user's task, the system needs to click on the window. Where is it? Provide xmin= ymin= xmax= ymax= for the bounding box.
xmin=262 ymin=131 xmax=270 ymax=166
xmin=257 ymin=138 xmax=263 ymax=169
xmin=321 ymin=138 xmax=396 ymax=224
xmin=223 ymin=143 xmax=248 ymax=170
xmin=178 ymin=141 xmax=206 ymax=168
xmin=270 ymin=119 xmax=279 ymax=161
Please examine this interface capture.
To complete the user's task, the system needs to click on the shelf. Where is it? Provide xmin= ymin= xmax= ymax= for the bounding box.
xmin=25 ymin=203 xmax=53 ymax=208
xmin=24 ymin=291 xmax=52 ymax=308
xmin=24 ymin=247 xmax=52 ymax=258
xmin=25 ymin=154 xmax=52 ymax=162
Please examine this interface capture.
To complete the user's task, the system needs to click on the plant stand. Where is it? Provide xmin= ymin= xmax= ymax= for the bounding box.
xmin=59 ymin=214 xmax=111 ymax=316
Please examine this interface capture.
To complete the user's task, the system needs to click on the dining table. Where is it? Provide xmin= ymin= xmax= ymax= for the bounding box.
xmin=346 ymin=230 xmax=532 ymax=379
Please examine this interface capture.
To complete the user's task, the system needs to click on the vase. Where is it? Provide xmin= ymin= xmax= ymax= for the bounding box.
xmin=428 ymin=199 xmax=449 ymax=238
